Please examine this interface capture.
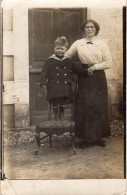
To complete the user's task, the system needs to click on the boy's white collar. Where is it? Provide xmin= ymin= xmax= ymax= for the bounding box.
xmin=49 ymin=54 xmax=68 ymax=61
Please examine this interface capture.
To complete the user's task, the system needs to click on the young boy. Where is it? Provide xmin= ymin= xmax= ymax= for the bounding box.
xmin=40 ymin=36 xmax=75 ymax=120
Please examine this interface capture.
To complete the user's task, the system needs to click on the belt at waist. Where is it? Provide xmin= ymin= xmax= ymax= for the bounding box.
xmin=82 ymin=64 xmax=93 ymax=68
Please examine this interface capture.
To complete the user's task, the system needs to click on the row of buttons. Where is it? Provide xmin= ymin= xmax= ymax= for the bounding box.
xmin=57 ymin=81 xmax=67 ymax=84
xmin=56 ymin=66 xmax=67 ymax=84
xmin=56 ymin=66 xmax=66 ymax=69
xmin=57 ymin=73 xmax=67 ymax=76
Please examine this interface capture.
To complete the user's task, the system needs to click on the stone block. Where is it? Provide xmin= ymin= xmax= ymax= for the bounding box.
xmin=91 ymin=8 xmax=122 ymax=19
xmin=13 ymin=7 xmax=29 ymax=81
xmin=111 ymin=103 xmax=123 ymax=120
xmin=105 ymin=68 xmax=116 ymax=81
xmin=107 ymin=80 xmax=123 ymax=103
xmin=105 ymin=61 xmax=123 ymax=82
xmin=3 ymin=9 xmax=13 ymax=31
xmin=3 ymin=31 xmax=13 ymax=55
xmin=91 ymin=8 xmax=123 ymax=38
xmin=108 ymin=38 xmax=123 ymax=55
xmin=115 ymin=17 xmax=123 ymax=36
xmin=14 ymin=81 xmax=29 ymax=104
xmin=15 ymin=104 xmax=30 ymax=127
xmin=1 ymin=0 xmax=14 ymax=10
xmin=3 ymin=104 xmax=15 ymax=127
xmin=3 ymin=81 xmax=29 ymax=104
xmin=14 ymin=56 xmax=29 ymax=81
xmin=3 ymin=56 xmax=14 ymax=81
xmin=104 ymin=37 xmax=123 ymax=81
xmin=3 ymin=81 xmax=15 ymax=104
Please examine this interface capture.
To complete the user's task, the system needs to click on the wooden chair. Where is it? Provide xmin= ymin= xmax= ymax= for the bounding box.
xmin=35 ymin=90 xmax=76 ymax=155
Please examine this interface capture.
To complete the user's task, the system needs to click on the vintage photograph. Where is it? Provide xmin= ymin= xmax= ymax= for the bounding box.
xmin=1 ymin=0 xmax=126 ymax=183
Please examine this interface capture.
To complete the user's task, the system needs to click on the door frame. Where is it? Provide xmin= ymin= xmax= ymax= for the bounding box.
xmin=28 ymin=8 xmax=87 ymax=124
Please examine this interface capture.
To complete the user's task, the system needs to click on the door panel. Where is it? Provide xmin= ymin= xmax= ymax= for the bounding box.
xmin=29 ymin=8 xmax=87 ymax=124
xmin=29 ymin=9 xmax=54 ymax=69
xmin=53 ymin=9 xmax=64 ymax=38
xmin=30 ymin=73 xmax=48 ymax=113
xmin=62 ymin=10 xmax=82 ymax=44
xmin=33 ymin=10 xmax=53 ymax=61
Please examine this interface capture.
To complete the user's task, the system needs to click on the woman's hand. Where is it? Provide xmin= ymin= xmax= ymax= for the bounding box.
xmin=87 ymin=65 xmax=96 ymax=76
xmin=40 ymin=84 xmax=46 ymax=89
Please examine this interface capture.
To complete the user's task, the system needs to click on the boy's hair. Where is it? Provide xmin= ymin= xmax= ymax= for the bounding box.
xmin=54 ymin=36 xmax=68 ymax=47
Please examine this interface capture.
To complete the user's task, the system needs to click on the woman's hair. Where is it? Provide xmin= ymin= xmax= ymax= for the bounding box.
xmin=81 ymin=19 xmax=100 ymax=36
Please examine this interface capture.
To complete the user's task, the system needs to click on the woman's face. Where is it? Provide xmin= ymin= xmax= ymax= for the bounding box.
xmin=84 ymin=22 xmax=96 ymax=37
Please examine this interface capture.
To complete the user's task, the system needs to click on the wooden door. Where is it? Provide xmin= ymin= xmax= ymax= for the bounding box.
xmin=29 ymin=8 xmax=87 ymax=125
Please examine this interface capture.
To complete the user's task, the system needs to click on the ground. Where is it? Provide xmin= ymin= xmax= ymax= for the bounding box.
xmin=3 ymin=120 xmax=125 ymax=179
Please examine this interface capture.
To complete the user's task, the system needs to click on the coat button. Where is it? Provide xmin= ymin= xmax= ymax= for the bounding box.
xmin=57 ymin=73 xmax=59 ymax=76
xmin=64 ymin=67 xmax=66 ymax=69
xmin=64 ymin=73 xmax=67 ymax=76
xmin=57 ymin=81 xmax=59 ymax=84
xmin=65 ymin=81 xmax=67 ymax=83
xmin=56 ymin=67 xmax=58 ymax=69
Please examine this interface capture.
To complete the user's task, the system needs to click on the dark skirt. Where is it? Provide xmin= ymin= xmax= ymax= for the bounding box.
xmin=74 ymin=69 xmax=110 ymax=143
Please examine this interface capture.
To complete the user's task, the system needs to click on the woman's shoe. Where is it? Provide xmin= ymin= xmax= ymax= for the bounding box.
xmin=95 ymin=139 xmax=106 ymax=147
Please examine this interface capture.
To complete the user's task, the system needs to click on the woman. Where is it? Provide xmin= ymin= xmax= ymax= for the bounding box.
xmin=65 ymin=19 xmax=112 ymax=148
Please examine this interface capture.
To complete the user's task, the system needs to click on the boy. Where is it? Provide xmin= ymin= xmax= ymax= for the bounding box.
xmin=40 ymin=36 xmax=75 ymax=120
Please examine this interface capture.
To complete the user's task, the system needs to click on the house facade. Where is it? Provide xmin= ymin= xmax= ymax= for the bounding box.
xmin=2 ymin=0 xmax=125 ymax=128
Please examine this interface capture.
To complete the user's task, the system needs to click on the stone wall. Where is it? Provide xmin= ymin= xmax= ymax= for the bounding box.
xmin=3 ymin=4 xmax=30 ymax=128
xmin=2 ymin=0 xmax=125 ymax=128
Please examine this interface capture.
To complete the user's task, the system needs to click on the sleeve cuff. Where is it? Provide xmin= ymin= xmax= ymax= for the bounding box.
xmin=94 ymin=64 xmax=99 ymax=70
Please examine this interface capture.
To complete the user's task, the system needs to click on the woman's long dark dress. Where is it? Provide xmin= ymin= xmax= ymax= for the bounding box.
xmin=65 ymin=38 xmax=112 ymax=144
xmin=72 ymin=64 xmax=110 ymax=144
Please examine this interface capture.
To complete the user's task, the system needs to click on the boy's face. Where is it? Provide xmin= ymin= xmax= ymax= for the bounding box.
xmin=54 ymin=45 xmax=67 ymax=57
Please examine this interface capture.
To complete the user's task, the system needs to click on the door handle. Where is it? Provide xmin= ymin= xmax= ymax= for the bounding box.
xmin=29 ymin=65 xmax=32 ymax=69
xmin=3 ymin=85 xmax=5 ymax=92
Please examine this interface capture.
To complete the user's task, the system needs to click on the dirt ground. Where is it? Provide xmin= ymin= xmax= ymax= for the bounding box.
xmin=4 ymin=134 xmax=125 ymax=180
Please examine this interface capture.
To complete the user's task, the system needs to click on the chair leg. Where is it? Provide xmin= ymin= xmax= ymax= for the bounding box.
xmin=59 ymin=106 xmax=65 ymax=121
xmin=35 ymin=133 xmax=41 ymax=155
xmin=52 ymin=107 xmax=59 ymax=121
xmin=71 ymin=132 xmax=76 ymax=155
xmin=49 ymin=135 xmax=52 ymax=148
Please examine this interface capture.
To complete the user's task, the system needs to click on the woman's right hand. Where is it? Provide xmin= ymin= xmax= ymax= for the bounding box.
xmin=40 ymin=84 xmax=46 ymax=88
xmin=88 ymin=70 xmax=93 ymax=76
xmin=87 ymin=65 xmax=95 ymax=76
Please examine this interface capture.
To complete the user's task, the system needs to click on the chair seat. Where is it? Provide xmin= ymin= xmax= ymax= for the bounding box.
xmin=36 ymin=120 xmax=75 ymax=135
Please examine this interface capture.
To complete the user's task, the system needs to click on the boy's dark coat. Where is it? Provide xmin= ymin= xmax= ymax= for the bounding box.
xmin=40 ymin=57 xmax=76 ymax=100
